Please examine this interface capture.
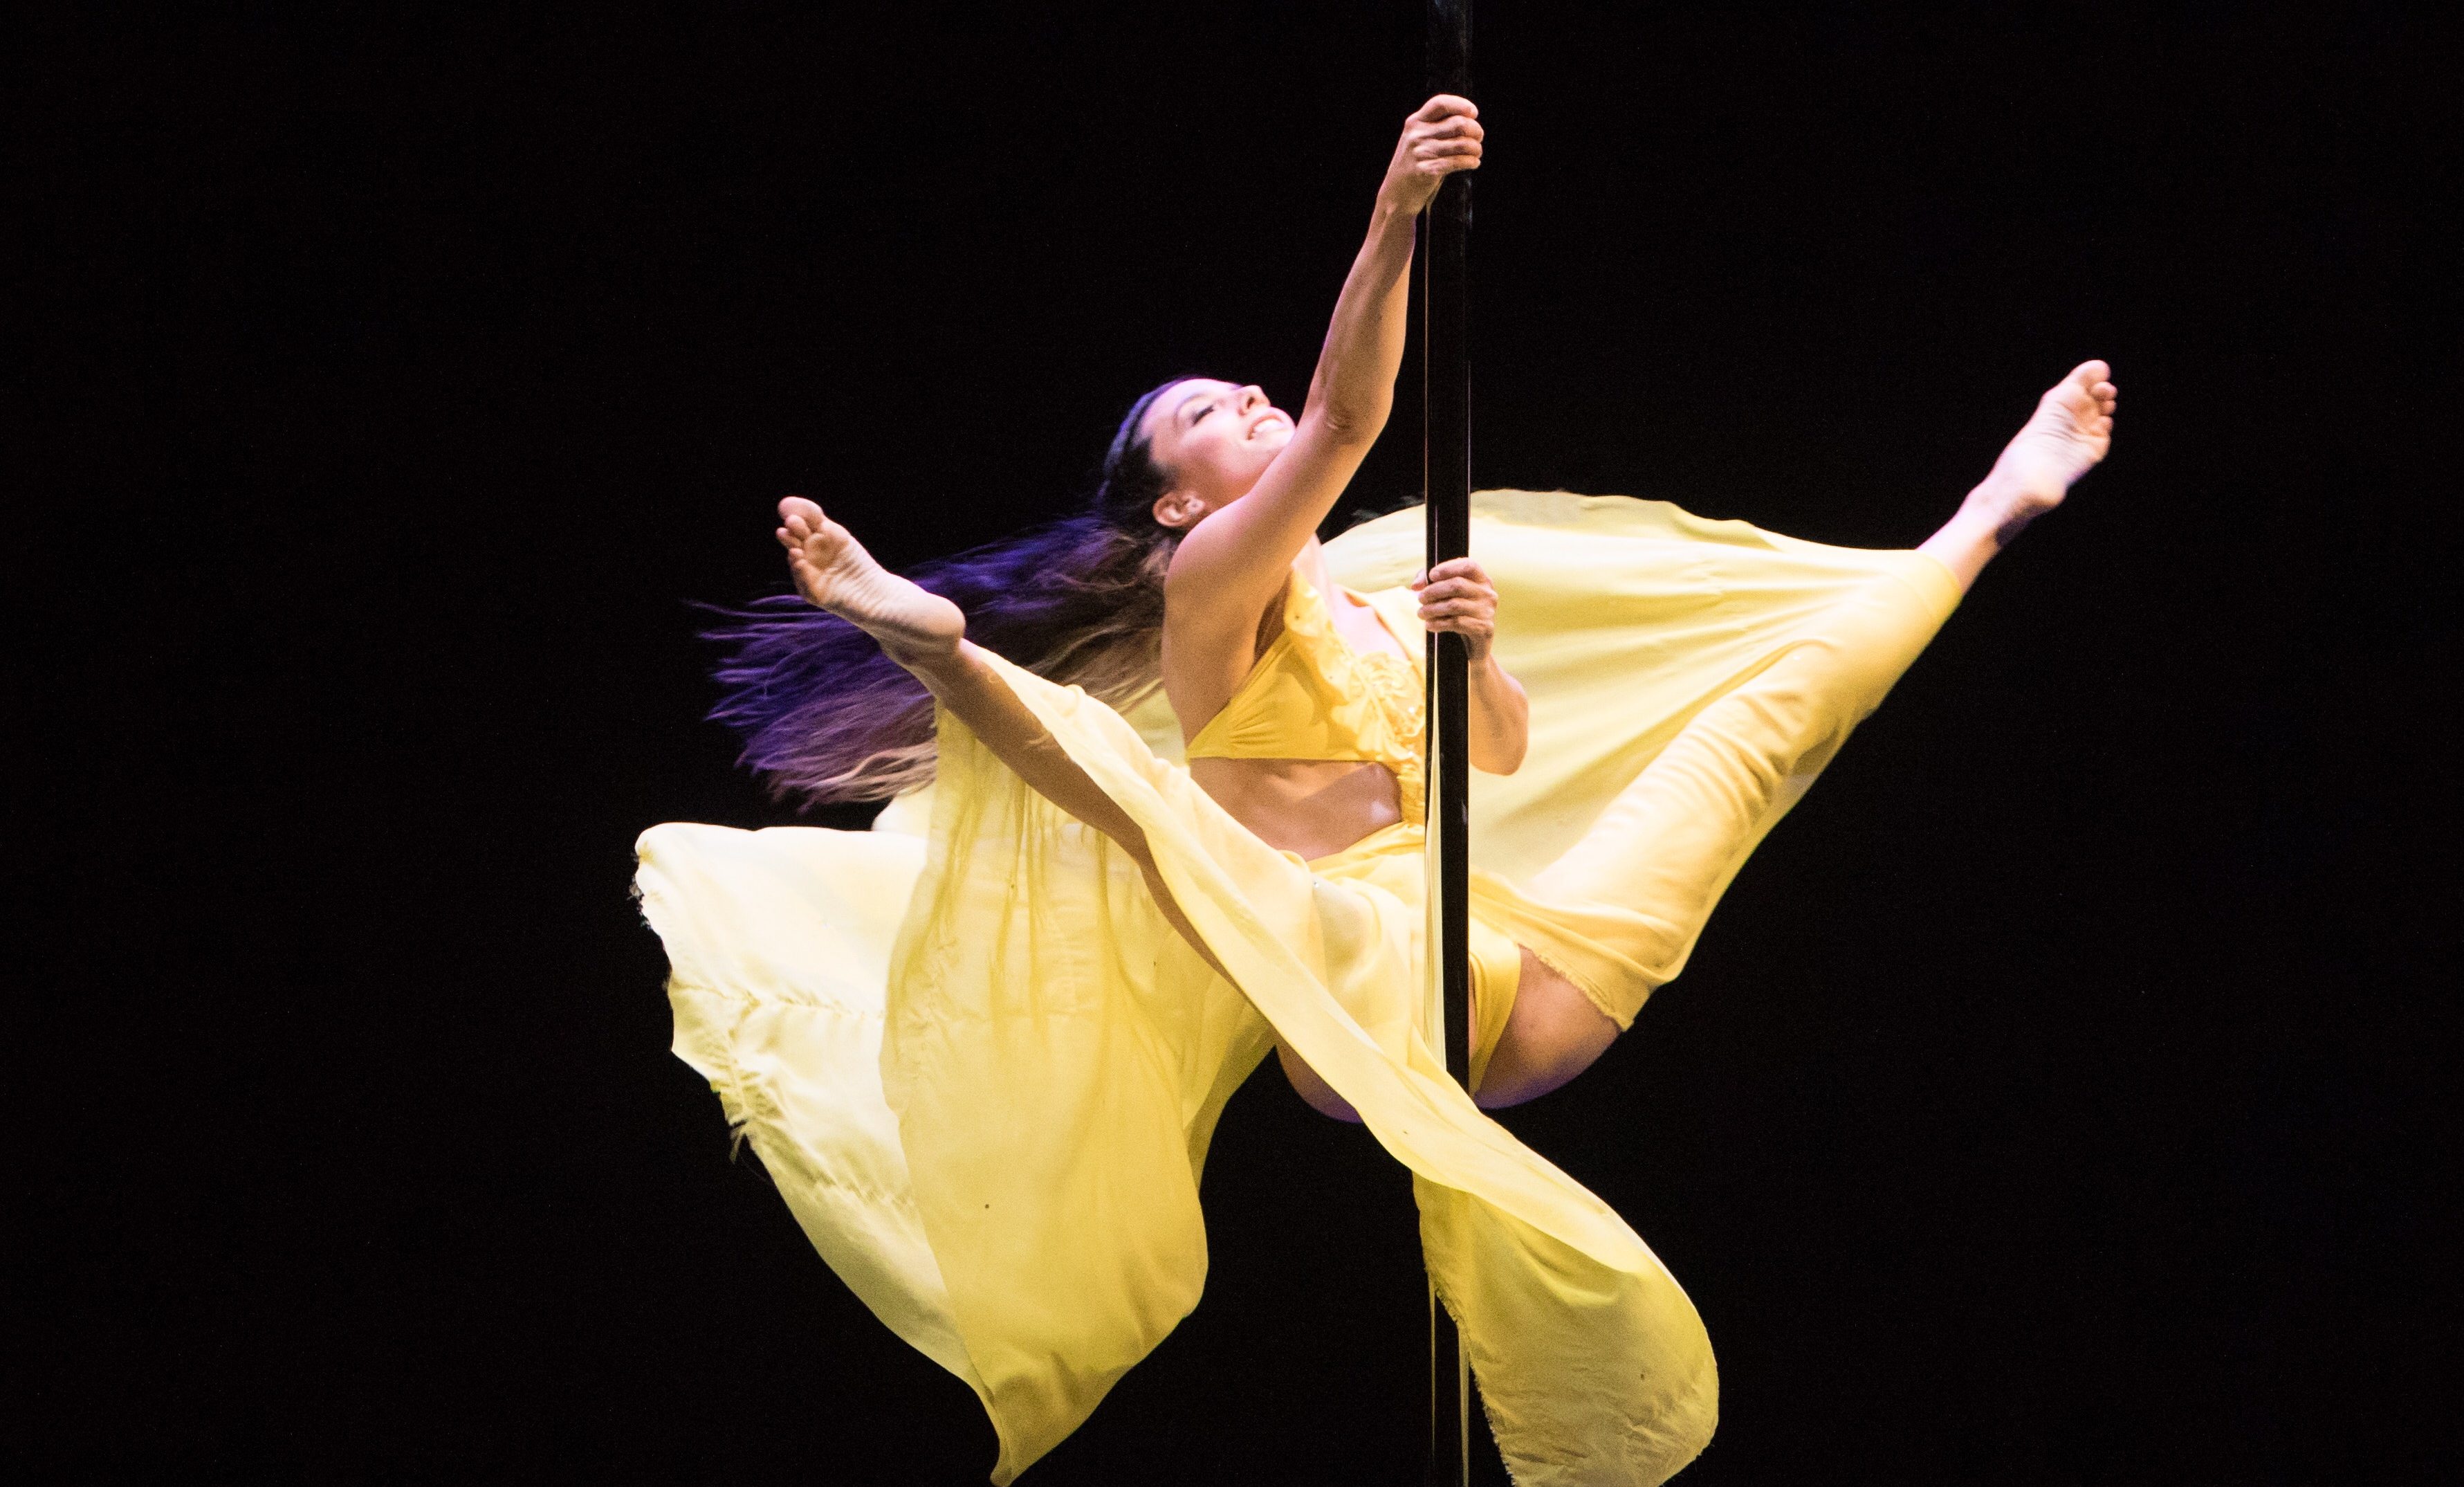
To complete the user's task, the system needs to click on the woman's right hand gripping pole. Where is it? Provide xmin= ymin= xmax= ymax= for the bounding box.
xmin=1378 ymin=93 xmax=1484 ymax=217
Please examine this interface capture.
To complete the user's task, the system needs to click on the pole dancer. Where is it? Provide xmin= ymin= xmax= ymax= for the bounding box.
xmin=634 ymin=93 xmax=2117 ymax=1484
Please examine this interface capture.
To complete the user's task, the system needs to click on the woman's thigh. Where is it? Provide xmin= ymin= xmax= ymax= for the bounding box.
xmin=1475 ymin=948 xmax=1621 ymax=1109
xmin=1280 ymin=946 xmax=1619 ymax=1118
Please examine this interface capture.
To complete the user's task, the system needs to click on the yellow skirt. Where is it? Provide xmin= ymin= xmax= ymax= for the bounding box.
xmin=635 ymin=491 xmax=1960 ymax=1484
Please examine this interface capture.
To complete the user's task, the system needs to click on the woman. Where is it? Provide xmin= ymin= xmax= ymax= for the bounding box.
xmin=638 ymin=95 xmax=2115 ymax=1484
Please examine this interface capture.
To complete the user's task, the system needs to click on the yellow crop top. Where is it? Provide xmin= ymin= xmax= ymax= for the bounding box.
xmin=1184 ymin=568 xmax=1427 ymax=821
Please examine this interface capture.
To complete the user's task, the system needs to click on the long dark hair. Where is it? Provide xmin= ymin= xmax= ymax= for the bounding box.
xmin=707 ymin=378 xmax=1192 ymax=806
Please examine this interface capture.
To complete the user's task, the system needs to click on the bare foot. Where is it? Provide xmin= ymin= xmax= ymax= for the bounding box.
xmin=1970 ymin=358 xmax=2118 ymax=531
xmin=775 ymin=496 xmax=964 ymax=664
xmin=1920 ymin=361 xmax=2118 ymax=590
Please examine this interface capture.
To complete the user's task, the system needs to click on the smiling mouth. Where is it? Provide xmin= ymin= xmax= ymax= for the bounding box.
xmin=1249 ymin=414 xmax=1290 ymax=439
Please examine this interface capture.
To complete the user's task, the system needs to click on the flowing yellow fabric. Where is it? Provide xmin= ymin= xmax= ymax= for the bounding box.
xmin=634 ymin=491 xmax=1959 ymax=1484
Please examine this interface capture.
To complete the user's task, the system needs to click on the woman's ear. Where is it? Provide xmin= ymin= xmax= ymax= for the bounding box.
xmin=1152 ymin=490 xmax=1209 ymax=531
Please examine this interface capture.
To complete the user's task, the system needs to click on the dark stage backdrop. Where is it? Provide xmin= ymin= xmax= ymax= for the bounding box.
xmin=19 ymin=4 xmax=2455 ymax=1482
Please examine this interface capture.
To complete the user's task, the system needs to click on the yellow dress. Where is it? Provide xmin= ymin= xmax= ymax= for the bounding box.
xmin=1180 ymin=564 xmax=1532 ymax=1084
xmin=634 ymin=491 xmax=1961 ymax=1484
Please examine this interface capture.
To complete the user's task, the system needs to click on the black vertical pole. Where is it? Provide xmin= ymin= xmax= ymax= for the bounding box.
xmin=1424 ymin=2 xmax=1473 ymax=1485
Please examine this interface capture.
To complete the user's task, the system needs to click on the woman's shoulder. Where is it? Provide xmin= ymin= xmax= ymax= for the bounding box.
xmin=1159 ymin=565 xmax=1300 ymax=742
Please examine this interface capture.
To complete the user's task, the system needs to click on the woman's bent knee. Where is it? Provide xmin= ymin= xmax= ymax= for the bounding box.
xmin=1474 ymin=949 xmax=1620 ymax=1108
xmin=1277 ymin=1043 xmax=1362 ymax=1122
xmin=1277 ymin=952 xmax=1619 ymax=1117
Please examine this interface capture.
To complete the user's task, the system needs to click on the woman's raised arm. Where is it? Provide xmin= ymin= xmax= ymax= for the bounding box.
xmin=1165 ymin=96 xmax=1483 ymax=638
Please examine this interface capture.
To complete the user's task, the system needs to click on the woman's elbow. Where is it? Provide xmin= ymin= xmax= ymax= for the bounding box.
xmin=1473 ymin=741 xmax=1528 ymax=776
xmin=1310 ymin=396 xmax=1390 ymax=446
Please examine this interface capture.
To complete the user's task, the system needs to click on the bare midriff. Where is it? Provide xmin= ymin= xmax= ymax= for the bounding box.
xmin=1188 ymin=756 xmax=1401 ymax=863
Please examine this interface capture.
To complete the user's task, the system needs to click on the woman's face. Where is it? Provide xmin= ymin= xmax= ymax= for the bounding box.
xmin=1139 ymin=378 xmax=1294 ymax=527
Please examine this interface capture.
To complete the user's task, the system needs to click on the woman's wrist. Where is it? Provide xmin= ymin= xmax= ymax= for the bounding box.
xmin=1368 ymin=192 xmax=1421 ymax=235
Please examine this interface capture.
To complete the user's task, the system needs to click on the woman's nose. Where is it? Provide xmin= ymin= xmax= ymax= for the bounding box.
xmin=1238 ymin=385 xmax=1265 ymax=411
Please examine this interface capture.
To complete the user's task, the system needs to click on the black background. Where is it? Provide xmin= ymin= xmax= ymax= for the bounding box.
xmin=19 ymin=3 xmax=2456 ymax=1482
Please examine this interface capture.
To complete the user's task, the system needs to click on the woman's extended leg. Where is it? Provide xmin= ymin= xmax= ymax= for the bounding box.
xmin=1475 ymin=361 xmax=2119 ymax=1107
xmin=1471 ymin=574 xmax=1932 ymax=1108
